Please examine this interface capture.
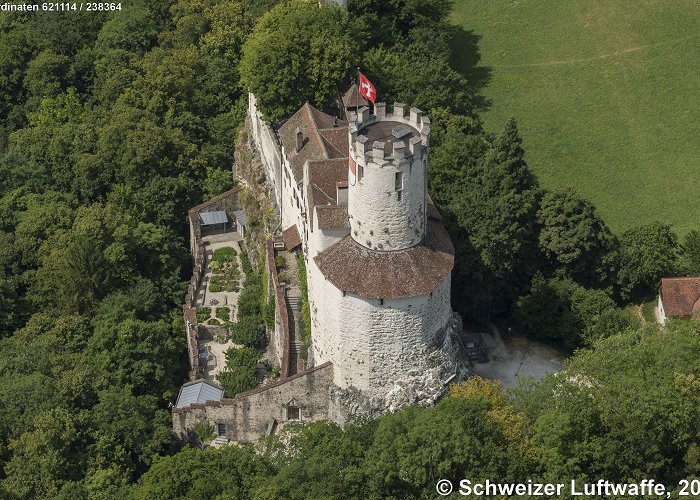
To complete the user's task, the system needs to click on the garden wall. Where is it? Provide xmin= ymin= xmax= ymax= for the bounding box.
xmin=172 ymin=362 xmax=333 ymax=444
xmin=184 ymin=187 xmax=243 ymax=380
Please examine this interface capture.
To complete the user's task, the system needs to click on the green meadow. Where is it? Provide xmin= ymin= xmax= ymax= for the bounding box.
xmin=450 ymin=0 xmax=700 ymax=234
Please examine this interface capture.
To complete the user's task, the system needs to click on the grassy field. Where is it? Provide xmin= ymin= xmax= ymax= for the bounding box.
xmin=450 ymin=0 xmax=700 ymax=234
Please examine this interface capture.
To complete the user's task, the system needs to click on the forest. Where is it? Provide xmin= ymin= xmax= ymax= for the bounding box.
xmin=0 ymin=0 xmax=698 ymax=498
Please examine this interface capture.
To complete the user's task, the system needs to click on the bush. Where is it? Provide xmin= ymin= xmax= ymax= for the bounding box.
xmin=209 ymin=283 xmax=222 ymax=293
xmin=212 ymin=246 xmax=237 ymax=263
xmin=219 ymin=346 xmax=261 ymax=397
xmin=238 ymin=275 xmax=262 ymax=318
xmin=218 ymin=367 xmax=257 ymax=397
xmin=230 ymin=316 xmax=263 ymax=346
xmin=196 ymin=307 xmax=211 ymax=322
xmin=275 ymin=254 xmax=285 ymax=269
xmin=239 ymin=242 xmax=253 ymax=275
xmin=216 ymin=307 xmax=230 ymax=321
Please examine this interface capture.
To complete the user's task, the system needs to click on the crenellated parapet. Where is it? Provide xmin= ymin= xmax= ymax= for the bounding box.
xmin=346 ymin=103 xmax=431 ymax=251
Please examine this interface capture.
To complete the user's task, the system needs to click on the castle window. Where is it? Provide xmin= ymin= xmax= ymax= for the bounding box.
xmin=284 ymin=399 xmax=301 ymax=421
xmin=357 ymin=164 xmax=364 ymax=182
xmin=395 ymin=171 xmax=403 ymax=191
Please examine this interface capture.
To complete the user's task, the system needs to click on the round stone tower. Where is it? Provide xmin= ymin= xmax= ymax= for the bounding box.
xmin=347 ymin=103 xmax=430 ymax=251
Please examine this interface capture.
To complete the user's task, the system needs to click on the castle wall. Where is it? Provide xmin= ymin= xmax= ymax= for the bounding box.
xmin=309 ymin=254 xmax=452 ymax=393
xmin=248 ymin=93 xmax=282 ymax=217
xmin=172 ymin=362 xmax=333 ymax=444
xmin=280 ymin=148 xmax=307 ymax=246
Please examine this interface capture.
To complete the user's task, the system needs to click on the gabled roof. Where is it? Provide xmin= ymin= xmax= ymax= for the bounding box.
xmin=314 ymin=219 xmax=454 ymax=299
xmin=278 ymin=103 xmax=348 ymax=183
xmin=660 ymin=277 xmax=700 ymax=318
xmin=342 ymin=83 xmax=369 ymax=109
xmin=307 ymin=158 xmax=347 ymax=205
xmin=175 ymin=379 xmax=223 ymax=408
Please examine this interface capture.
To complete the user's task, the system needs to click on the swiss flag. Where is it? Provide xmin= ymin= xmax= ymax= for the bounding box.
xmin=359 ymin=71 xmax=376 ymax=103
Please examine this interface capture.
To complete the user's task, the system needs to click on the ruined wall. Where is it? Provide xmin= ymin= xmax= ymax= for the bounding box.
xmin=309 ymin=255 xmax=452 ymax=394
xmin=173 ymin=362 xmax=333 ymax=443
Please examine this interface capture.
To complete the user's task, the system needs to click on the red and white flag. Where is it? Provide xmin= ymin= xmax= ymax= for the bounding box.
xmin=359 ymin=71 xmax=376 ymax=103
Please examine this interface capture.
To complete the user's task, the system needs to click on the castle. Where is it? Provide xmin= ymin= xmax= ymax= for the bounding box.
xmin=172 ymin=94 xmax=462 ymax=443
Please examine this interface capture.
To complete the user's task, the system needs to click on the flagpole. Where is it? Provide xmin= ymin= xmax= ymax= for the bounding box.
xmin=356 ymin=66 xmax=360 ymax=124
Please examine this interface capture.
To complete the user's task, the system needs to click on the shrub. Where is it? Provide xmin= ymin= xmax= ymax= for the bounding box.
xmin=275 ymin=254 xmax=285 ymax=269
xmin=209 ymin=284 xmax=222 ymax=293
xmin=219 ymin=346 xmax=261 ymax=396
xmin=239 ymin=242 xmax=253 ymax=275
xmin=230 ymin=316 xmax=263 ymax=346
xmin=218 ymin=367 xmax=257 ymax=397
xmin=216 ymin=307 xmax=230 ymax=321
xmin=238 ymin=275 xmax=262 ymax=318
xmin=212 ymin=246 xmax=237 ymax=263
xmin=196 ymin=308 xmax=211 ymax=322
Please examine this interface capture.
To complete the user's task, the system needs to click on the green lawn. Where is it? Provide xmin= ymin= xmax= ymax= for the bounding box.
xmin=450 ymin=0 xmax=700 ymax=234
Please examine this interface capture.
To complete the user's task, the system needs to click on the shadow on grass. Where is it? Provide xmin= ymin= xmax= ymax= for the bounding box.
xmin=448 ymin=25 xmax=493 ymax=111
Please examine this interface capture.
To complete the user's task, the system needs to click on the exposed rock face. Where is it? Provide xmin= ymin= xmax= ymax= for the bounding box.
xmin=327 ymin=314 xmax=469 ymax=424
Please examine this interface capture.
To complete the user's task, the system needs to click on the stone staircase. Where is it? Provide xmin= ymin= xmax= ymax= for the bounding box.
xmin=213 ymin=435 xmax=229 ymax=446
xmin=285 ymin=295 xmax=304 ymax=375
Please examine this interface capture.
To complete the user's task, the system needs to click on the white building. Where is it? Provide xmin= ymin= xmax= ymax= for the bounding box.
xmin=249 ymin=95 xmax=457 ymax=413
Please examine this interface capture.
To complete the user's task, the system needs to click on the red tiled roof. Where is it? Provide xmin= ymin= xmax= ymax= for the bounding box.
xmin=660 ymin=277 xmax=700 ymax=318
xmin=314 ymin=219 xmax=454 ymax=299
xmin=282 ymin=225 xmax=302 ymax=250
xmin=342 ymin=83 xmax=369 ymax=109
xmin=315 ymin=206 xmax=349 ymax=230
xmin=308 ymin=158 xmax=347 ymax=204
xmin=278 ymin=103 xmax=348 ymax=183
xmin=319 ymin=127 xmax=349 ymax=157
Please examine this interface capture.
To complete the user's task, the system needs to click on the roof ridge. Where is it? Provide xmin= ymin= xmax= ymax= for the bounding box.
xmin=311 ymin=181 xmax=336 ymax=205
xmin=304 ymin=103 xmax=330 ymax=159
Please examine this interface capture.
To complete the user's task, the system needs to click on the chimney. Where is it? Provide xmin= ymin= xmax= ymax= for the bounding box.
xmin=333 ymin=116 xmax=338 ymax=128
xmin=295 ymin=127 xmax=303 ymax=152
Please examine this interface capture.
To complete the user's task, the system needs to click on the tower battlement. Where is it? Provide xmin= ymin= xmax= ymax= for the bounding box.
xmin=346 ymin=103 xmax=431 ymax=251
xmin=348 ymin=103 xmax=430 ymax=162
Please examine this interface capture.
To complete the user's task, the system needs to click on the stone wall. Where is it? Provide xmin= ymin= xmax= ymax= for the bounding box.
xmin=172 ymin=362 xmax=333 ymax=444
xmin=248 ymin=93 xmax=282 ymax=218
xmin=266 ymin=239 xmax=291 ymax=377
